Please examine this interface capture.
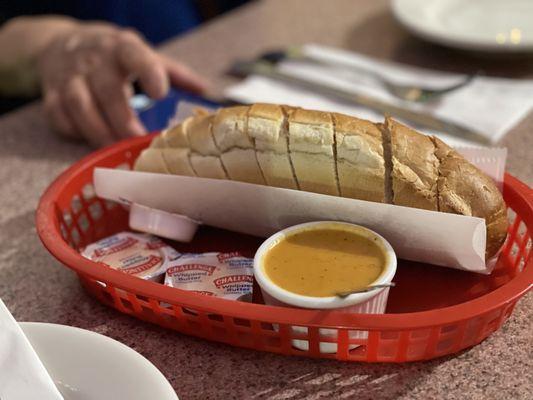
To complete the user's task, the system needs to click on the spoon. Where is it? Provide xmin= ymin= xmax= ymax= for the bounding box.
xmin=335 ymin=283 xmax=396 ymax=298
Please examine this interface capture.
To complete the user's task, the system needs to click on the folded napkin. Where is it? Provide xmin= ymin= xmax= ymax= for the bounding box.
xmin=0 ymin=299 xmax=63 ymax=400
xmin=225 ymin=44 xmax=533 ymax=146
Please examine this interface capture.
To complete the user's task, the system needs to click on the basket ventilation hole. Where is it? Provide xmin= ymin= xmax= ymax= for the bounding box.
xmin=88 ymin=202 xmax=104 ymax=220
xmin=233 ymin=318 xmax=251 ymax=328
xmin=78 ymin=213 xmax=90 ymax=233
xmin=517 ymin=257 xmax=526 ymax=272
xmin=260 ymin=322 xmax=274 ymax=331
xmin=507 ymin=209 xmax=517 ymax=225
xmin=517 ymin=221 xmax=527 ymax=239
xmin=82 ymin=183 xmax=96 ymax=201
xmin=70 ymin=195 xmax=82 ymax=214
xmin=105 ymin=200 xmax=118 ymax=210
xmin=207 ymin=314 xmax=223 ymax=323
xmin=380 ymin=331 xmax=400 ymax=340
xmin=70 ymin=227 xmax=80 ymax=246
xmin=440 ymin=324 xmax=458 ymax=335
xmin=436 ymin=338 xmax=454 ymax=353
xmin=348 ymin=330 xmax=368 ymax=340
xmin=410 ymin=329 xmax=430 ymax=339
xmin=60 ymin=224 xmax=68 ymax=241
xmin=291 ymin=326 xmax=308 ymax=337
xmin=62 ymin=211 xmax=72 ymax=227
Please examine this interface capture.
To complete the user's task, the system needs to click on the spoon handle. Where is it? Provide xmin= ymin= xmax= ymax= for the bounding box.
xmin=336 ymin=283 xmax=396 ymax=298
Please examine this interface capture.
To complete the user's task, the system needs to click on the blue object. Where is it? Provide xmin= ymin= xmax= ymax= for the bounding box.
xmin=134 ymin=88 xmax=219 ymax=132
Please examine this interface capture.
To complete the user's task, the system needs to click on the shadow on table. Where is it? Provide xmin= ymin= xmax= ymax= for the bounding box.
xmin=244 ymin=354 xmax=449 ymax=400
xmin=343 ymin=9 xmax=533 ymax=78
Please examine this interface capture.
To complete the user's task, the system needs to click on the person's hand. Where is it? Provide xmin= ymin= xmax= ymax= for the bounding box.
xmin=38 ymin=22 xmax=208 ymax=147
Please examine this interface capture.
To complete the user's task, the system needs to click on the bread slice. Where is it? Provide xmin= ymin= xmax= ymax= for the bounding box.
xmin=385 ymin=118 xmax=438 ymax=210
xmin=133 ymin=148 xmax=169 ymax=174
xmin=248 ymin=103 xmax=299 ymax=189
xmin=161 ymin=117 xmax=192 ymax=148
xmin=333 ymin=113 xmax=385 ymax=202
xmin=149 ymin=134 xmax=167 ymax=149
xmin=288 ymin=108 xmax=339 ymax=196
xmin=432 ymin=137 xmax=507 ymax=258
xmin=212 ymin=106 xmax=265 ymax=184
xmin=185 ymin=114 xmax=228 ymax=179
xmin=160 ymin=148 xmax=195 ymax=176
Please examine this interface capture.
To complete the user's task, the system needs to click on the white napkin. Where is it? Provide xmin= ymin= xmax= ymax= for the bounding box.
xmin=225 ymin=43 xmax=533 ymax=147
xmin=0 ymin=299 xmax=63 ymax=400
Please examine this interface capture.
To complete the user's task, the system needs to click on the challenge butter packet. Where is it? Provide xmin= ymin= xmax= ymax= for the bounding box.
xmin=164 ymin=252 xmax=254 ymax=302
xmin=81 ymin=231 xmax=180 ymax=282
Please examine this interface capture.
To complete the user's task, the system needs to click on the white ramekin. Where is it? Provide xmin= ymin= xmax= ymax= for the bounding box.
xmin=254 ymin=221 xmax=397 ymax=353
xmin=129 ymin=203 xmax=201 ymax=242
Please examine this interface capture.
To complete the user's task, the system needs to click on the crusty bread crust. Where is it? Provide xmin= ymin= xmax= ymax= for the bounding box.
xmin=334 ymin=113 xmax=385 ymax=202
xmin=248 ymin=103 xmax=298 ymax=189
xmin=184 ymin=114 xmax=228 ymax=180
xmin=212 ymin=106 xmax=265 ymax=184
xmin=161 ymin=148 xmax=195 ymax=176
xmin=288 ymin=108 xmax=339 ymax=195
xmin=161 ymin=118 xmax=191 ymax=148
xmin=133 ymin=148 xmax=169 ymax=174
xmin=432 ymin=137 xmax=507 ymax=258
xmin=386 ymin=118 xmax=439 ymax=211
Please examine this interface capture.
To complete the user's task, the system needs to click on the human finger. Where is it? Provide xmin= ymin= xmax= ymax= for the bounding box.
xmin=43 ymin=89 xmax=78 ymax=139
xmin=88 ymin=66 xmax=146 ymax=139
xmin=62 ymin=76 xmax=115 ymax=147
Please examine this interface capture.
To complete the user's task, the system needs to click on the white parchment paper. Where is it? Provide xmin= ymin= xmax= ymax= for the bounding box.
xmin=94 ymin=168 xmax=491 ymax=273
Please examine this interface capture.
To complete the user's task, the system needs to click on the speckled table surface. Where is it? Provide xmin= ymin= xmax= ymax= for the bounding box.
xmin=0 ymin=1 xmax=531 ymax=399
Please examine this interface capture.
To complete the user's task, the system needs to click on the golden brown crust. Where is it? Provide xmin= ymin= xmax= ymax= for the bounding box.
xmin=386 ymin=117 xmax=438 ymax=210
xmin=133 ymin=148 xmax=169 ymax=174
xmin=161 ymin=119 xmax=191 ymax=148
xmin=248 ymin=103 xmax=284 ymax=122
xmin=432 ymin=137 xmax=508 ymax=258
xmin=149 ymin=134 xmax=167 ymax=149
xmin=186 ymin=114 xmax=219 ymax=155
xmin=290 ymin=108 xmax=332 ymax=127
xmin=248 ymin=104 xmax=298 ymax=189
xmin=333 ymin=113 xmax=385 ymax=202
xmin=288 ymin=108 xmax=339 ymax=195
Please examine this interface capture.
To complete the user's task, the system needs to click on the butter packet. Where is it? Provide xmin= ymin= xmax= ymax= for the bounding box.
xmin=81 ymin=231 xmax=180 ymax=282
xmin=165 ymin=252 xmax=254 ymax=302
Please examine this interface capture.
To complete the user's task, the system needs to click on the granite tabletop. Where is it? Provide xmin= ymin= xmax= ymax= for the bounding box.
xmin=0 ymin=1 xmax=531 ymax=399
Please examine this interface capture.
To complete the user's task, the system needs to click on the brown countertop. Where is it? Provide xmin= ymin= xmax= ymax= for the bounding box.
xmin=0 ymin=1 xmax=531 ymax=399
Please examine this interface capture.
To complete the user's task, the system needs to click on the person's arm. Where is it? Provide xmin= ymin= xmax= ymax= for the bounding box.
xmin=0 ymin=15 xmax=208 ymax=147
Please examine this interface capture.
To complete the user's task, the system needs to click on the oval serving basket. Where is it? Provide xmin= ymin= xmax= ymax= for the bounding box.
xmin=36 ymin=135 xmax=533 ymax=362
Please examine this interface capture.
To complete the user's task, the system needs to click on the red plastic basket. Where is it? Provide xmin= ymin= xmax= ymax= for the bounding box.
xmin=36 ymin=135 xmax=533 ymax=362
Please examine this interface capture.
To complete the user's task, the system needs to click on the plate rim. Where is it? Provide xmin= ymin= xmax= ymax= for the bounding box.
xmin=392 ymin=0 xmax=533 ymax=53
xmin=19 ymin=322 xmax=179 ymax=400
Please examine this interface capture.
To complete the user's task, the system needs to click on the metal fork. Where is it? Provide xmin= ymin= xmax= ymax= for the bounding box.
xmin=259 ymin=47 xmax=476 ymax=103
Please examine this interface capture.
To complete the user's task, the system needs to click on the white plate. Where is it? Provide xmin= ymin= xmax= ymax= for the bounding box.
xmin=20 ymin=322 xmax=178 ymax=400
xmin=392 ymin=0 xmax=533 ymax=52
